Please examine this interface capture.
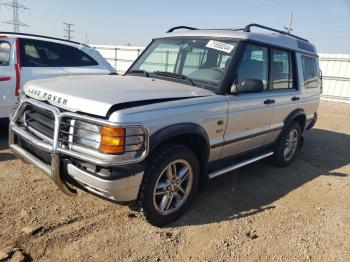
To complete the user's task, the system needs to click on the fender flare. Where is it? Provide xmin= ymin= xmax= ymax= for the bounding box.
xmin=284 ymin=108 xmax=306 ymax=129
xmin=149 ymin=123 xmax=210 ymax=158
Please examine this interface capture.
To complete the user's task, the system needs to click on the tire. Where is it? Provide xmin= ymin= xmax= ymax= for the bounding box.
xmin=138 ymin=144 xmax=200 ymax=226
xmin=271 ymin=121 xmax=301 ymax=167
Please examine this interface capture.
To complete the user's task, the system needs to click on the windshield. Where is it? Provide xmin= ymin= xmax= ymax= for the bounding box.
xmin=128 ymin=38 xmax=238 ymax=91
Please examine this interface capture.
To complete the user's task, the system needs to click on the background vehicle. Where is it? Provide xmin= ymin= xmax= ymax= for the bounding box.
xmin=0 ymin=32 xmax=116 ymax=120
xmin=9 ymin=24 xmax=321 ymax=226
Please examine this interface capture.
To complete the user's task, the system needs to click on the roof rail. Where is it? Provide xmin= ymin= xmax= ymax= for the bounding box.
xmin=0 ymin=32 xmax=89 ymax=47
xmin=242 ymin=23 xmax=309 ymax=42
xmin=166 ymin=26 xmax=198 ymax=33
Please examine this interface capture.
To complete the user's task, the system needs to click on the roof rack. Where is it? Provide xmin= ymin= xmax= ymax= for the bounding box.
xmin=0 ymin=32 xmax=89 ymax=47
xmin=240 ymin=23 xmax=309 ymax=42
xmin=165 ymin=24 xmax=308 ymax=43
xmin=166 ymin=26 xmax=198 ymax=33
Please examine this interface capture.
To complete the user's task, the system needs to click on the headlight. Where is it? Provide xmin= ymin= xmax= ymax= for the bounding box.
xmin=73 ymin=121 xmax=126 ymax=154
xmin=74 ymin=121 xmax=101 ymax=150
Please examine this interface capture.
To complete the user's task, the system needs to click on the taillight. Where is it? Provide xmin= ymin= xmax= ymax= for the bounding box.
xmin=15 ymin=39 xmax=21 ymax=96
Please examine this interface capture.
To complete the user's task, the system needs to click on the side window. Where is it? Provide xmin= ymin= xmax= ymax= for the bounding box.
xmin=0 ymin=41 xmax=11 ymax=66
xmin=60 ymin=45 xmax=98 ymax=67
xmin=235 ymin=44 xmax=269 ymax=90
xmin=272 ymin=49 xmax=294 ymax=89
xmin=20 ymin=39 xmax=98 ymax=67
xmin=301 ymin=55 xmax=318 ymax=88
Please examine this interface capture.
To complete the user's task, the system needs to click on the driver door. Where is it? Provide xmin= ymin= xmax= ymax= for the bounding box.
xmin=220 ymin=43 xmax=274 ymax=158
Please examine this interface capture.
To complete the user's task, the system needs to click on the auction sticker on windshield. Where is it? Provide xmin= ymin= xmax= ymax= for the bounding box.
xmin=206 ymin=40 xmax=234 ymax=53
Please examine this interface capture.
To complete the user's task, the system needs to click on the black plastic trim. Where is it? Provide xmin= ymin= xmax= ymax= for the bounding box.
xmin=149 ymin=123 xmax=210 ymax=156
xmin=70 ymin=159 xmax=147 ymax=181
xmin=166 ymin=26 xmax=198 ymax=33
xmin=307 ymin=113 xmax=318 ymax=130
xmin=106 ymin=96 xmax=200 ymax=118
xmin=219 ymin=40 xmax=247 ymax=94
xmin=208 ymin=143 xmax=274 ymax=170
xmin=243 ymin=23 xmax=309 ymax=42
xmin=284 ymin=108 xmax=306 ymax=128
xmin=211 ymin=127 xmax=282 ymax=149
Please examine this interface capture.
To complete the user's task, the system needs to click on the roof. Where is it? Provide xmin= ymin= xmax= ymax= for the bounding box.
xmin=0 ymin=31 xmax=89 ymax=48
xmin=159 ymin=26 xmax=317 ymax=55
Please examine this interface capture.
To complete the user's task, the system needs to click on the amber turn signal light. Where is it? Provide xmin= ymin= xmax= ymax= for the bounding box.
xmin=99 ymin=126 xmax=126 ymax=154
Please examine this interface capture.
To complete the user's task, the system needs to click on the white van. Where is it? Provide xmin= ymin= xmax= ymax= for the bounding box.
xmin=0 ymin=32 xmax=116 ymax=120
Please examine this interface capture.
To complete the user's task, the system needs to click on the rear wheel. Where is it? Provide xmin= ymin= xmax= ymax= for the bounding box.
xmin=271 ymin=121 xmax=301 ymax=167
xmin=138 ymin=144 xmax=200 ymax=226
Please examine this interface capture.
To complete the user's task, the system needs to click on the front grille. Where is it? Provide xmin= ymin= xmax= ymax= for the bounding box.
xmin=24 ymin=105 xmax=70 ymax=145
xmin=25 ymin=106 xmax=55 ymax=139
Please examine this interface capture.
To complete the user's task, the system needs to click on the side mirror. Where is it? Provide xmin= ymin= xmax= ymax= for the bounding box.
xmin=232 ymin=79 xmax=264 ymax=94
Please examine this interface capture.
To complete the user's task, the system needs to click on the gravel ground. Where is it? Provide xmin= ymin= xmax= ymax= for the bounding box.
xmin=0 ymin=101 xmax=349 ymax=262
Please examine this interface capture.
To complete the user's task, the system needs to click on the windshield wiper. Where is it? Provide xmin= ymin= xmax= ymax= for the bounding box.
xmin=127 ymin=70 xmax=150 ymax=77
xmin=154 ymin=71 xmax=195 ymax=86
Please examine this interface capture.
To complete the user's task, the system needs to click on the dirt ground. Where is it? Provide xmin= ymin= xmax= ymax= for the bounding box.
xmin=0 ymin=100 xmax=349 ymax=262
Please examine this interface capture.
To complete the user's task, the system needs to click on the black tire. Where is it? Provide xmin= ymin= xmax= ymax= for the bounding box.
xmin=271 ymin=121 xmax=302 ymax=167
xmin=138 ymin=144 xmax=200 ymax=226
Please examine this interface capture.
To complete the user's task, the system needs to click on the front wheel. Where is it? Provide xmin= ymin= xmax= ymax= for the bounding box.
xmin=271 ymin=121 xmax=301 ymax=167
xmin=138 ymin=144 xmax=200 ymax=226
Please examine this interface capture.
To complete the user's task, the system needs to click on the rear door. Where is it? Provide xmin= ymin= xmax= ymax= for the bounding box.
xmin=19 ymin=38 xmax=70 ymax=87
xmin=0 ymin=38 xmax=17 ymax=118
xmin=264 ymin=48 xmax=300 ymax=145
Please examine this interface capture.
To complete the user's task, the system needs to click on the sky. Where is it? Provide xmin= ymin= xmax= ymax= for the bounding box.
xmin=0 ymin=0 xmax=350 ymax=53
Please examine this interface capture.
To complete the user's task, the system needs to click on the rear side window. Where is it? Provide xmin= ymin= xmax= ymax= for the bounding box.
xmin=20 ymin=39 xmax=98 ymax=67
xmin=301 ymin=55 xmax=318 ymax=89
xmin=0 ymin=41 xmax=11 ymax=66
xmin=272 ymin=49 xmax=294 ymax=89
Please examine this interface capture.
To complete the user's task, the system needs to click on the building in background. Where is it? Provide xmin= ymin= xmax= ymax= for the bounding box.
xmin=319 ymin=54 xmax=350 ymax=103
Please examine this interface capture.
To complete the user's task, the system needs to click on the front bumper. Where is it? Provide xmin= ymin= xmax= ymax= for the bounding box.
xmin=9 ymin=97 xmax=148 ymax=202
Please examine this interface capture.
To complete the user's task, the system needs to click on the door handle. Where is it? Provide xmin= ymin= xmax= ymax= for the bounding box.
xmin=291 ymin=96 xmax=300 ymax=101
xmin=264 ymin=99 xmax=275 ymax=104
xmin=0 ymin=76 xmax=11 ymax=81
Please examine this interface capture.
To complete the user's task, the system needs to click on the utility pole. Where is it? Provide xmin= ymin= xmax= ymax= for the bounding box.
xmin=1 ymin=0 xmax=29 ymax=32
xmin=63 ymin=22 xmax=74 ymax=41
xmin=284 ymin=13 xmax=293 ymax=33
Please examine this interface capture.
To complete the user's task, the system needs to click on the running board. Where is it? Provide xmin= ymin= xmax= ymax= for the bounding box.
xmin=208 ymin=151 xmax=274 ymax=179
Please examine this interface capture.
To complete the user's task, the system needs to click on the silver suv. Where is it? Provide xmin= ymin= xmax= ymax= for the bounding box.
xmin=9 ymin=24 xmax=321 ymax=226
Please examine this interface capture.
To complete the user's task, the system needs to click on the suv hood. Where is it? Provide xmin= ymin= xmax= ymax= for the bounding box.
xmin=23 ymin=75 xmax=214 ymax=117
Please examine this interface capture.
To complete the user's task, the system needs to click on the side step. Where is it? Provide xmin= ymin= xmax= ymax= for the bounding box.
xmin=208 ymin=151 xmax=274 ymax=179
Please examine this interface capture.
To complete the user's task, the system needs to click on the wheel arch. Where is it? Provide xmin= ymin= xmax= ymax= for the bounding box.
xmin=283 ymin=108 xmax=307 ymax=131
xmin=149 ymin=123 xmax=210 ymax=174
